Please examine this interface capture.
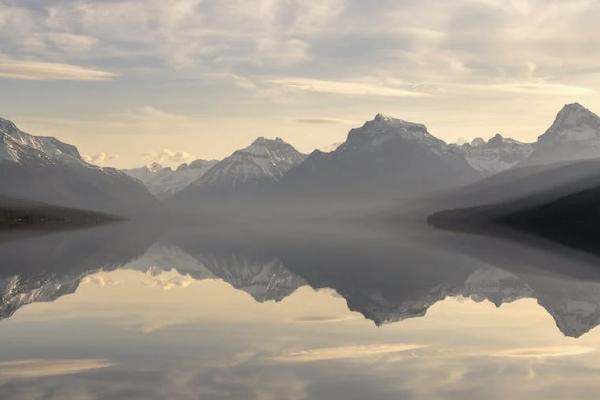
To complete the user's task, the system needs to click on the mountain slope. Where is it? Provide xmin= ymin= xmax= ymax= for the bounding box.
xmin=496 ymin=184 xmax=600 ymax=254
xmin=0 ymin=117 xmax=160 ymax=216
xmin=521 ymin=103 xmax=600 ymax=166
xmin=124 ymin=160 xmax=218 ymax=200
xmin=279 ymin=114 xmax=481 ymax=198
xmin=0 ymin=195 xmax=117 ymax=229
xmin=427 ymin=158 xmax=600 ymax=233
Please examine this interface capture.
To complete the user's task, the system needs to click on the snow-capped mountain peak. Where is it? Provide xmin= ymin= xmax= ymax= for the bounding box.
xmin=539 ymin=103 xmax=600 ymax=144
xmin=0 ymin=117 xmax=18 ymax=133
xmin=185 ymin=137 xmax=306 ymax=192
xmin=373 ymin=113 xmax=427 ymax=130
xmin=520 ymin=103 xmax=600 ymax=166
xmin=341 ymin=113 xmax=445 ymax=154
xmin=1 ymin=117 xmax=84 ymax=165
xmin=278 ymin=113 xmax=481 ymax=198
xmin=0 ymin=116 xmax=159 ymax=215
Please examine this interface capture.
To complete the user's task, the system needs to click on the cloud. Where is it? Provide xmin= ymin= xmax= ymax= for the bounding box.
xmin=202 ymin=72 xmax=258 ymax=89
xmin=490 ymin=82 xmax=595 ymax=95
xmin=0 ymin=60 xmax=117 ymax=81
xmin=0 ymin=359 xmax=113 ymax=380
xmin=82 ymin=152 xmax=120 ymax=165
xmin=271 ymin=77 xmax=430 ymax=97
xmin=142 ymin=149 xmax=195 ymax=166
xmin=0 ymin=0 xmax=341 ymax=70
xmin=5 ymin=0 xmax=600 ymax=160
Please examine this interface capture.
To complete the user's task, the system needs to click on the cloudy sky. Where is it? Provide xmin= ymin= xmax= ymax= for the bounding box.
xmin=1 ymin=0 xmax=599 ymax=167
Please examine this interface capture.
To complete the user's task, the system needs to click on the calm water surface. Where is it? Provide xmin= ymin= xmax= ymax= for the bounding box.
xmin=1 ymin=221 xmax=600 ymax=399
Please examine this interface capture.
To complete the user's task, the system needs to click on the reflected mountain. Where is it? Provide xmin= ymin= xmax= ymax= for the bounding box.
xmin=2 ymin=222 xmax=600 ymax=337
xmin=0 ymin=222 xmax=160 ymax=320
xmin=128 ymin=240 xmax=306 ymax=302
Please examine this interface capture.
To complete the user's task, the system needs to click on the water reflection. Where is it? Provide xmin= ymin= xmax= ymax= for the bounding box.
xmin=1 ymin=222 xmax=600 ymax=398
xmin=3 ymin=222 xmax=600 ymax=337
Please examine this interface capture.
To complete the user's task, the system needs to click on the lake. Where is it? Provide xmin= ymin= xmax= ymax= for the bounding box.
xmin=1 ymin=220 xmax=600 ymax=399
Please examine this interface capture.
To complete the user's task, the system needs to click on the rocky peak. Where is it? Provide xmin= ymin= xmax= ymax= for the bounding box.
xmin=487 ymin=133 xmax=505 ymax=147
xmin=538 ymin=103 xmax=600 ymax=144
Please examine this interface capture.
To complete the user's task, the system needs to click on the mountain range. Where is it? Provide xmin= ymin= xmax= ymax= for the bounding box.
xmin=3 ymin=102 xmax=600 ymax=223
xmin=137 ymin=104 xmax=600 ymax=211
xmin=427 ymin=104 xmax=600 ymax=251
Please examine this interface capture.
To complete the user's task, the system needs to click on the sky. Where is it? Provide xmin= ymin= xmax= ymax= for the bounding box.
xmin=1 ymin=0 xmax=600 ymax=168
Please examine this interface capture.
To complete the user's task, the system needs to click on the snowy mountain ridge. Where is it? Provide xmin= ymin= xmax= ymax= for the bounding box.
xmin=539 ymin=103 xmax=600 ymax=144
xmin=340 ymin=113 xmax=458 ymax=156
xmin=125 ymin=159 xmax=218 ymax=199
xmin=279 ymin=113 xmax=481 ymax=198
xmin=0 ymin=117 xmax=85 ymax=166
xmin=189 ymin=137 xmax=306 ymax=190
xmin=456 ymin=134 xmax=534 ymax=175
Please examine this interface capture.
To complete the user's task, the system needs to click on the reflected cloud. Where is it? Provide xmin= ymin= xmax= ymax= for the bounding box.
xmin=290 ymin=314 xmax=360 ymax=323
xmin=140 ymin=270 xmax=195 ymax=290
xmin=0 ymin=359 xmax=113 ymax=380
xmin=272 ymin=344 xmax=428 ymax=363
xmin=81 ymin=275 xmax=120 ymax=287
xmin=493 ymin=346 xmax=595 ymax=359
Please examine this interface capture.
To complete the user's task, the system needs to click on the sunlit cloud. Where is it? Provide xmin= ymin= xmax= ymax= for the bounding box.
xmin=0 ymin=61 xmax=117 ymax=81
xmin=202 ymin=72 xmax=258 ymax=90
xmin=272 ymin=343 xmax=428 ymax=363
xmin=0 ymin=359 xmax=113 ymax=380
xmin=271 ymin=78 xmax=431 ymax=97
xmin=295 ymin=118 xmax=348 ymax=124
xmin=141 ymin=148 xmax=195 ymax=166
xmin=82 ymin=152 xmax=120 ymax=165
xmin=491 ymin=82 xmax=595 ymax=96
